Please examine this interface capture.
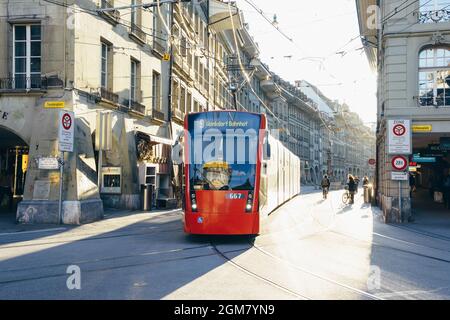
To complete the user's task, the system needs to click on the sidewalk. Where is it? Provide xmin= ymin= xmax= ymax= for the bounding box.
xmin=405 ymin=188 xmax=450 ymax=239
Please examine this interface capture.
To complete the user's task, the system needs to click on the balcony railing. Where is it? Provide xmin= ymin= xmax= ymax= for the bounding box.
xmin=171 ymin=108 xmax=185 ymax=121
xmin=130 ymin=22 xmax=147 ymax=44
xmin=100 ymin=87 xmax=119 ymax=104
xmin=152 ymin=108 xmax=165 ymax=122
xmin=418 ymin=8 xmax=450 ymax=23
xmin=99 ymin=0 xmax=121 ymax=24
xmin=129 ymin=100 xmax=145 ymax=115
xmin=0 ymin=76 xmax=63 ymax=91
xmin=153 ymin=39 xmax=166 ymax=55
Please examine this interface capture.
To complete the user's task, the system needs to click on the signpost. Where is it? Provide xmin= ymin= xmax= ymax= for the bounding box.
xmin=391 ymin=172 xmax=408 ymax=181
xmin=388 ymin=120 xmax=412 ymax=221
xmin=58 ymin=111 xmax=74 ymax=224
xmin=388 ymin=120 xmax=411 ymax=155
xmin=391 ymin=155 xmax=408 ymax=171
xmin=391 ymin=154 xmax=408 ymax=221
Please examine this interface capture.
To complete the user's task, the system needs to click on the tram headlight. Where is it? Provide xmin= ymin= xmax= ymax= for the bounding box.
xmin=190 ymin=192 xmax=198 ymax=212
xmin=245 ymin=192 xmax=254 ymax=212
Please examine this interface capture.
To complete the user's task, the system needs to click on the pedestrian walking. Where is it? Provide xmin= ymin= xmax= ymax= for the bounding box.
xmin=347 ymin=175 xmax=357 ymax=204
xmin=363 ymin=176 xmax=369 ymax=187
xmin=409 ymin=173 xmax=417 ymax=198
xmin=354 ymin=176 xmax=360 ymax=194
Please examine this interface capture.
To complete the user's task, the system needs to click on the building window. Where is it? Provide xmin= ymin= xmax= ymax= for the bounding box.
xmin=419 ymin=0 xmax=450 ymax=23
xmin=187 ymin=91 xmax=192 ymax=113
xmin=419 ymin=46 xmax=450 ymax=106
xmin=172 ymin=80 xmax=179 ymax=111
xmin=101 ymin=42 xmax=108 ymax=89
xmin=180 ymin=86 xmax=186 ymax=113
xmin=152 ymin=71 xmax=161 ymax=110
xmin=130 ymin=59 xmax=140 ymax=103
xmin=13 ymin=24 xmax=41 ymax=89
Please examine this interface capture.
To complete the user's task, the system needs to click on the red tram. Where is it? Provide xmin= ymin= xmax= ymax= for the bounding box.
xmin=175 ymin=111 xmax=300 ymax=235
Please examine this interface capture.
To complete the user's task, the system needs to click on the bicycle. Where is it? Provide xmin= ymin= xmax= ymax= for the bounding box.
xmin=342 ymin=186 xmax=351 ymax=205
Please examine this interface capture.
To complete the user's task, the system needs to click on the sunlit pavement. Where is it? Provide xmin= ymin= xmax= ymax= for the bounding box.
xmin=1 ymin=190 xmax=450 ymax=300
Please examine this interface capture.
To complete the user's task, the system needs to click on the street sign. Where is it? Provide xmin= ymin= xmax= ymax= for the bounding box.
xmin=391 ymin=172 xmax=408 ymax=181
xmin=44 ymin=101 xmax=65 ymax=109
xmin=412 ymin=155 xmax=436 ymax=163
xmin=391 ymin=155 xmax=408 ymax=171
xmin=412 ymin=124 xmax=432 ymax=133
xmin=368 ymin=159 xmax=376 ymax=166
xmin=38 ymin=157 xmax=60 ymax=170
xmin=388 ymin=120 xmax=411 ymax=155
xmin=58 ymin=111 xmax=74 ymax=152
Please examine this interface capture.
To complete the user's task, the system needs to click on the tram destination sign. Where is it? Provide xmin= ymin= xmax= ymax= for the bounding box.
xmin=388 ymin=120 xmax=411 ymax=155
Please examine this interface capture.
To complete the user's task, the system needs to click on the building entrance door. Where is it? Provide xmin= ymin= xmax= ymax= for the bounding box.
xmin=0 ymin=127 xmax=29 ymax=215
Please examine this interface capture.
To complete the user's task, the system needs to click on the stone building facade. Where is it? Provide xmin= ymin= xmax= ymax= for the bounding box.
xmin=0 ymin=0 xmax=375 ymax=225
xmin=358 ymin=0 xmax=450 ymax=222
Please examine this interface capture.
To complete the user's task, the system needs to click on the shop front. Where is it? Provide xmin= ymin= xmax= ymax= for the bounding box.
xmin=136 ymin=132 xmax=177 ymax=209
xmin=410 ymin=121 xmax=450 ymax=218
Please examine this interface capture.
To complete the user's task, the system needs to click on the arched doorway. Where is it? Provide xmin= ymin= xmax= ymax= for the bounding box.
xmin=0 ymin=126 xmax=29 ymax=216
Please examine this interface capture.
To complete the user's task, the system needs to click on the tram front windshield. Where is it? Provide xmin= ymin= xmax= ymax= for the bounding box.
xmin=188 ymin=112 xmax=261 ymax=191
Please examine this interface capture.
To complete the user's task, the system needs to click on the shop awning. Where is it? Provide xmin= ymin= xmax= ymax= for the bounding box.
xmin=136 ymin=131 xmax=173 ymax=146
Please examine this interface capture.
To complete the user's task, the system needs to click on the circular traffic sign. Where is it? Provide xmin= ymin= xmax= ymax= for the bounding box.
xmin=393 ymin=124 xmax=406 ymax=137
xmin=368 ymin=159 xmax=376 ymax=166
xmin=62 ymin=113 xmax=72 ymax=130
xmin=392 ymin=155 xmax=408 ymax=171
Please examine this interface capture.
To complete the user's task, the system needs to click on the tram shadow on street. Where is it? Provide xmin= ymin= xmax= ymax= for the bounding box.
xmin=0 ymin=210 xmax=256 ymax=300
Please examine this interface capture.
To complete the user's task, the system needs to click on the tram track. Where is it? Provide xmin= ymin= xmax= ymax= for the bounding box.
xmin=209 ymin=241 xmax=311 ymax=300
xmin=210 ymin=239 xmax=383 ymax=300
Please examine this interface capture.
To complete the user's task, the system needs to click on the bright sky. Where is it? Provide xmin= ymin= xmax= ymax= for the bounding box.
xmin=235 ymin=0 xmax=377 ymax=125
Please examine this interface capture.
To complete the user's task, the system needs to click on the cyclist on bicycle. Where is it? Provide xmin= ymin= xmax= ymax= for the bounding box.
xmin=321 ymin=175 xmax=331 ymax=199
xmin=347 ymin=175 xmax=357 ymax=204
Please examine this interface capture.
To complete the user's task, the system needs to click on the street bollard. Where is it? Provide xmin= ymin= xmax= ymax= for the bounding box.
xmin=363 ymin=186 xmax=370 ymax=203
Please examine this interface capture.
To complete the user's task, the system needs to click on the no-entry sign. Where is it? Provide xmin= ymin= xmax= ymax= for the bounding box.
xmin=388 ymin=120 xmax=411 ymax=155
xmin=58 ymin=111 xmax=74 ymax=152
xmin=391 ymin=155 xmax=408 ymax=171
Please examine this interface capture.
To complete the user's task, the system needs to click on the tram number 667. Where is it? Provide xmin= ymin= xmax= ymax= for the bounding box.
xmin=226 ymin=193 xmax=244 ymax=200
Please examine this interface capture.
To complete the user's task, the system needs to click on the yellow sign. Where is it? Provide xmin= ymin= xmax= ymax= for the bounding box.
xmin=44 ymin=101 xmax=65 ymax=109
xmin=22 ymin=154 xmax=29 ymax=173
xmin=163 ymin=53 xmax=171 ymax=61
xmin=412 ymin=125 xmax=432 ymax=133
